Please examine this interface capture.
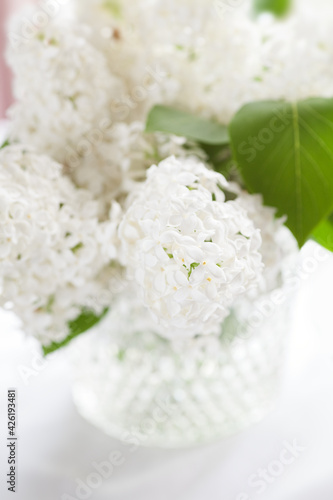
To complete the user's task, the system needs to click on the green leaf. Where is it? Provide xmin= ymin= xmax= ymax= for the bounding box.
xmin=42 ymin=307 xmax=109 ymax=355
xmin=146 ymin=105 xmax=229 ymax=146
xmin=102 ymin=0 xmax=122 ymax=18
xmin=200 ymin=143 xmax=234 ymax=175
xmin=229 ymin=98 xmax=333 ymax=247
xmin=0 ymin=139 xmax=10 ymax=150
xmin=253 ymin=0 xmax=291 ymax=17
xmin=312 ymin=215 xmax=333 ymax=252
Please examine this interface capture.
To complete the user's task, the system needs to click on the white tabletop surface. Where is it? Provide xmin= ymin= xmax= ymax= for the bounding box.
xmin=0 ymin=122 xmax=333 ymax=499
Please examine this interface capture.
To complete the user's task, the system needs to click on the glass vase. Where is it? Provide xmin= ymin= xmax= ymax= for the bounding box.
xmin=70 ymin=289 xmax=291 ymax=448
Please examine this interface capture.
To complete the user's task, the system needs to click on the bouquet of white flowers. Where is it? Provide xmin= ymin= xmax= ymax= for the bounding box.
xmin=1 ymin=0 xmax=333 ymax=445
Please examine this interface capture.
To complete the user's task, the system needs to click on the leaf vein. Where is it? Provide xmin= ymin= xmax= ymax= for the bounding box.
xmin=292 ymin=103 xmax=303 ymax=243
xmin=298 ymin=116 xmax=333 ymax=163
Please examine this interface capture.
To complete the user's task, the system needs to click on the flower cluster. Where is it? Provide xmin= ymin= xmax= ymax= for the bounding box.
xmin=72 ymin=0 xmax=333 ymax=122
xmin=119 ymin=157 xmax=263 ymax=337
xmin=0 ymin=146 xmax=121 ymax=344
xmin=236 ymin=192 xmax=298 ymax=293
xmin=69 ymin=121 xmax=207 ymax=219
xmin=0 ymin=0 xmax=305 ymax=345
xmin=6 ymin=19 xmax=122 ymax=164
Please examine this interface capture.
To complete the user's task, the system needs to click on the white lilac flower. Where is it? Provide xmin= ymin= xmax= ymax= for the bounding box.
xmin=73 ymin=0 xmax=333 ymax=123
xmin=118 ymin=156 xmax=263 ymax=337
xmin=7 ymin=0 xmax=333 ymax=171
xmin=6 ymin=19 xmax=122 ymax=164
xmin=0 ymin=146 xmax=122 ymax=344
xmin=236 ymin=192 xmax=298 ymax=293
xmin=69 ymin=121 xmax=207 ymax=218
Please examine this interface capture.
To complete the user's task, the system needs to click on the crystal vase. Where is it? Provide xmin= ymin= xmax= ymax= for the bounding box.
xmin=70 ymin=289 xmax=291 ymax=448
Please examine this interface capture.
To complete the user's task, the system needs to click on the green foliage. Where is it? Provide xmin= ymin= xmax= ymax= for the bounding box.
xmin=0 ymin=139 xmax=10 ymax=149
xmin=102 ymin=0 xmax=122 ymax=18
xmin=229 ymin=98 xmax=333 ymax=247
xmin=146 ymin=105 xmax=229 ymax=146
xmin=200 ymin=143 xmax=234 ymax=176
xmin=253 ymin=0 xmax=291 ymax=17
xmin=42 ymin=307 xmax=109 ymax=355
xmin=312 ymin=215 xmax=333 ymax=252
